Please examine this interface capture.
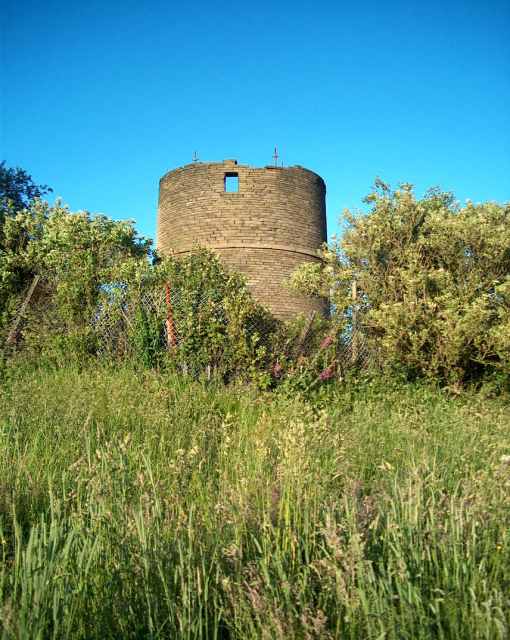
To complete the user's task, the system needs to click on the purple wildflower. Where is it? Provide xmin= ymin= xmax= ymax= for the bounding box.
xmin=320 ymin=335 xmax=334 ymax=350
xmin=272 ymin=362 xmax=283 ymax=378
xmin=319 ymin=365 xmax=335 ymax=381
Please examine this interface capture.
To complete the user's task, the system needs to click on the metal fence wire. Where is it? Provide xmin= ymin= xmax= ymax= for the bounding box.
xmin=92 ymin=282 xmax=378 ymax=378
xmin=2 ymin=275 xmax=59 ymax=349
xmin=4 ymin=278 xmax=378 ymax=379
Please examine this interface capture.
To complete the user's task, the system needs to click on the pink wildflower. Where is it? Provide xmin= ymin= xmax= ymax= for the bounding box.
xmin=272 ymin=362 xmax=283 ymax=378
xmin=320 ymin=335 xmax=334 ymax=350
xmin=319 ymin=365 xmax=335 ymax=381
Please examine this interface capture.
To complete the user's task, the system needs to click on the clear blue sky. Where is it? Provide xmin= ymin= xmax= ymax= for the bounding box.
xmin=1 ymin=0 xmax=509 ymax=244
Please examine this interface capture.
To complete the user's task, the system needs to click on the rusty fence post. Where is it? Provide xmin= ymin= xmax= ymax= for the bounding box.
xmin=351 ymin=279 xmax=358 ymax=364
xmin=165 ymin=282 xmax=177 ymax=349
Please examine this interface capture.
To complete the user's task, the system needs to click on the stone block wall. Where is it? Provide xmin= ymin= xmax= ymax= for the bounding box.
xmin=157 ymin=160 xmax=328 ymax=320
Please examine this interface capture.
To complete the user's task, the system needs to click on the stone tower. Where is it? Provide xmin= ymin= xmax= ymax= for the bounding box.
xmin=157 ymin=159 xmax=328 ymax=320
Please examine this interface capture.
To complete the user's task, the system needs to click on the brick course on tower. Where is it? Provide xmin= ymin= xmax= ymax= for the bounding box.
xmin=157 ymin=159 xmax=328 ymax=320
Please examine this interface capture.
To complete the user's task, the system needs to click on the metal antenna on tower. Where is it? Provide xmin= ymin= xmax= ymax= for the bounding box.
xmin=273 ymin=146 xmax=279 ymax=167
xmin=192 ymin=151 xmax=199 ymax=162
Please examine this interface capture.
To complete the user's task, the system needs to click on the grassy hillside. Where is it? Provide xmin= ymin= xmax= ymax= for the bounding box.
xmin=1 ymin=363 xmax=509 ymax=639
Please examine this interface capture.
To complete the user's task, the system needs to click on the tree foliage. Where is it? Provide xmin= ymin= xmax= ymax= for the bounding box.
xmin=290 ymin=181 xmax=510 ymax=384
xmin=0 ymin=161 xmax=52 ymax=216
xmin=0 ymin=200 xmax=151 ymax=342
xmin=0 ymin=198 xmax=276 ymax=383
xmin=100 ymin=248 xmax=277 ymax=381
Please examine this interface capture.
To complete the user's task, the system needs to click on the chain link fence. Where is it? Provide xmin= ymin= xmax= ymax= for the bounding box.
xmin=2 ymin=275 xmax=58 ymax=349
xmin=3 ymin=277 xmax=378 ymax=382
xmin=92 ymin=282 xmax=378 ymax=379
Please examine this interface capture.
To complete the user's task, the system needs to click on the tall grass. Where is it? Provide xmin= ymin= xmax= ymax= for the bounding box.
xmin=1 ymin=363 xmax=509 ymax=638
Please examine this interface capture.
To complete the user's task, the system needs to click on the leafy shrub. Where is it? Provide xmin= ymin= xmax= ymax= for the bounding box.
xmin=291 ymin=181 xmax=510 ymax=384
xmin=0 ymin=200 xmax=282 ymax=384
xmin=110 ymin=249 xmax=278 ymax=382
xmin=1 ymin=200 xmax=150 ymax=354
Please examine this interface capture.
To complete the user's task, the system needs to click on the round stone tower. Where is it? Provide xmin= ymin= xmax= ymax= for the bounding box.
xmin=157 ymin=159 xmax=328 ymax=320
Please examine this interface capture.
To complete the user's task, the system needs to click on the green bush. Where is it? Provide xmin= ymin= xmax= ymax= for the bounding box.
xmin=110 ymin=249 xmax=278 ymax=383
xmin=0 ymin=202 xmax=277 ymax=382
xmin=291 ymin=181 xmax=510 ymax=384
xmin=0 ymin=200 xmax=150 ymax=358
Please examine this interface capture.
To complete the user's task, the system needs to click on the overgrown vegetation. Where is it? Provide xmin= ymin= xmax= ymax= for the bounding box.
xmin=0 ymin=200 xmax=149 ymax=341
xmin=291 ymin=181 xmax=510 ymax=386
xmin=1 ymin=165 xmax=509 ymax=638
xmin=1 ymin=364 xmax=509 ymax=639
xmin=2 ymin=175 xmax=509 ymax=390
xmin=0 ymin=193 xmax=283 ymax=383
